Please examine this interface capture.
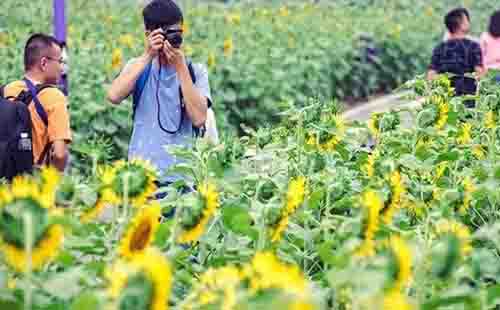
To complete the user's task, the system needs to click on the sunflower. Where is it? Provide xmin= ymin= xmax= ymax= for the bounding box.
xmin=305 ymin=116 xmax=344 ymax=152
xmin=381 ymin=171 xmax=405 ymax=225
xmin=39 ymin=166 xmax=61 ymax=208
xmin=387 ymin=236 xmax=412 ymax=291
xmin=183 ymin=252 xmax=315 ymax=310
xmin=118 ymin=202 xmax=161 ymax=259
xmin=363 ymin=150 xmax=379 ymax=178
xmin=177 ymin=182 xmax=219 ymax=244
xmin=472 ymin=145 xmax=486 ymax=160
xmin=368 ymin=113 xmax=381 ymax=137
xmin=486 ymin=111 xmax=496 ymax=129
xmin=435 ymin=220 xmax=472 ymax=256
xmin=242 ymin=252 xmax=312 ymax=301
xmin=355 ymin=190 xmax=383 ymax=257
xmin=80 ymin=199 xmax=108 ymax=223
xmin=383 ymin=289 xmax=413 ymax=310
xmin=459 ymin=177 xmax=475 ymax=215
xmin=119 ymin=34 xmax=135 ymax=49
xmin=111 ymin=48 xmax=123 ymax=70
xmin=0 ymin=225 xmax=64 ymax=273
xmin=435 ymin=99 xmax=449 ymax=130
xmin=457 ymin=123 xmax=472 ymax=145
xmin=0 ymin=176 xmax=64 ymax=273
xmin=99 ymin=159 xmax=157 ymax=208
xmin=223 ymin=37 xmax=233 ymax=56
xmin=182 ymin=266 xmax=242 ymax=310
xmin=107 ymin=248 xmax=172 ymax=310
xmin=270 ymin=176 xmax=307 ymax=242
xmin=433 ymin=162 xmax=447 ymax=183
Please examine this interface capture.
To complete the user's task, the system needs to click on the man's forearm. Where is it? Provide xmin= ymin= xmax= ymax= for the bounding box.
xmin=107 ymin=53 xmax=152 ymax=104
xmin=427 ymin=69 xmax=438 ymax=80
xmin=177 ymin=64 xmax=208 ymax=127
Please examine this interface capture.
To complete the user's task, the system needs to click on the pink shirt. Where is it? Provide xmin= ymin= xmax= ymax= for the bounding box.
xmin=480 ymin=32 xmax=500 ymax=70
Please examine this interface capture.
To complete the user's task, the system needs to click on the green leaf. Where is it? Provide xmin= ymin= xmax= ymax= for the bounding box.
xmin=42 ymin=268 xmax=84 ymax=300
xmin=70 ymin=292 xmax=101 ymax=310
xmin=436 ymin=151 xmax=459 ymax=163
xmin=222 ymin=204 xmax=257 ymax=240
xmin=153 ymin=222 xmax=172 ymax=248
xmin=56 ymin=250 xmax=76 ymax=268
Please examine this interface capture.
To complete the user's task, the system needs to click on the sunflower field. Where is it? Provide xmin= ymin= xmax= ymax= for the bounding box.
xmin=2 ymin=67 xmax=500 ymax=309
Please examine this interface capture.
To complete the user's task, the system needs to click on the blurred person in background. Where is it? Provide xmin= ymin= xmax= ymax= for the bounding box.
xmin=480 ymin=10 xmax=500 ymax=76
xmin=428 ymin=8 xmax=484 ymax=107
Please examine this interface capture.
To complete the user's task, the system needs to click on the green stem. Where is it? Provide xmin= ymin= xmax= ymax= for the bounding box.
xmin=23 ymin=213 xmax=33 ymax=310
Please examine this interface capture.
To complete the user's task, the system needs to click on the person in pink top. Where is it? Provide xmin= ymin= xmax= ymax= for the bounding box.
xmin=480 ymin=10 xmax=500 ymax=71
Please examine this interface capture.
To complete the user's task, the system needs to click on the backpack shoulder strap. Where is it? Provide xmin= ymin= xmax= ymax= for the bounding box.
xmin=23 ymin=78 xmax=49 ymax=127
xmin=132 ymin=61 xmax=153 ymax=120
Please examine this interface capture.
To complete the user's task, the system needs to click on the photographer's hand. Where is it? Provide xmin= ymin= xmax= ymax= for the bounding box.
xmin=106 ymin=29 xmax=164 ymax=105
xmin=145 ymin=29 xmax=165 ymax=59
xmin=162 ymin=39 xmax=186 ymax=71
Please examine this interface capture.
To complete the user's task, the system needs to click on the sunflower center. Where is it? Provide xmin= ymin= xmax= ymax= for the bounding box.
xmin=119 ymin=273 xmax=154 ymax=310
xmin=114 ymin=167 xmax=149 ymax=199
xmin=129 ymin=220 xmax=152 ymax=252
xmin=0 ymin=198 xmax=49 ymax=248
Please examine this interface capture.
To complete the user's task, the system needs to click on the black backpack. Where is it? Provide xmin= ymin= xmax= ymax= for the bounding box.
xmin=0 ymin=79 xmax=53 ymax=181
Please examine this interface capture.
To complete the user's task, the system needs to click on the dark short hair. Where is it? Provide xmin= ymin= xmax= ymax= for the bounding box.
xmin=24 ymin=33 xmax=61 ymax=71
xmin=488 ymin=10 xmax=500 ymax=38
xmin=143 ymin=0 xmax=183 ymax=31
xmin=445 ymin=8 xmax=470 ymax=34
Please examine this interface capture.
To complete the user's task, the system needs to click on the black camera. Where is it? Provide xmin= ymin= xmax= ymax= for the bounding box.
xmin=161 ymin=27 xmax=183 ymax=48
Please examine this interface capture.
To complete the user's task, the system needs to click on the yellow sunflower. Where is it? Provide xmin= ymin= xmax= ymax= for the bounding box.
xmin=368 ymin=113 xmax=380 ymax=137
xmin=177 ymin=182 xmax=219 ymax=244
xmin=183 ymin=252 xmax=315 ymax=310
xmin=118 ymin=202 xmax=161 ymax=259
xmin=457 ymin=123 xmax=472 ymax=145
xmin=39 ymin=166 xmax=61 ymax=208
xmin=363 ymin=150 xmax=378 ymax=178
xmin=355 ymin=190 xmax=383 ymax=257
xmin=242 ymin=252 xmax=312 ymax=302
xmin=472 ymin=145 xmax=486 ymax=160
xmin=80 ymin=198 xmax=108 ymax=223
xmin=435 ymin=220 xmax=472 ymax=256
xmin=435 ymin=99 xmax=449 ymax=130
xmin=270 ymin=176 xmax=307 ymax=242
xmin=459 ymin=177 xmax=475 ymax=215
xmin=387 ymin=236 xmax=412 ymax=291
xmin=99 ymin=159 xmax=157 ymax=208
xmin=0 ymin=225 xmax=64 ymax=273
xmin=381 ymin=171 xmax=405 ymax=225
xmin=0 ymin=177 xmax=64 ymax=273
xmin=486 ymin=111 xmax=496 ymax=129
xmin=111 ymin=48 xmax=123 ymax=70
xmin=383 ymin=289 xmax=413 ymax=310
xmin=181 ymin=266 xmax=242 ymax=310
xmin=223 ymin=37 xmax=233 ymax=56
xmin=207 ymin=52 xmax=216 ymax=69
xmin=107 ymin=248 xmax=172 ymax=310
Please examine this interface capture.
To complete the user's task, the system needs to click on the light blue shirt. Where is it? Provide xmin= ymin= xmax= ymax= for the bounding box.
xmin=125 ymin=57 xmax=212 ymax=182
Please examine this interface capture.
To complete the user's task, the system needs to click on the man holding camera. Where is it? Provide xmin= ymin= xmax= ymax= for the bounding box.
xmin=107 ymin=0 xmax=211 ymax=189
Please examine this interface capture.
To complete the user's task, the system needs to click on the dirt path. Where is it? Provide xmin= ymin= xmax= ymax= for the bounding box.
xmin=342 ymin=92 xmax=423 ymax=124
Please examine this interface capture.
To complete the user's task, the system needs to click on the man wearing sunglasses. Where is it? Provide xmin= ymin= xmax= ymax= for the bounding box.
xmin=107 ymin=0 xmax=212 ymax=191
xmin=1 ymin=33 xmax=71 ymax=172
